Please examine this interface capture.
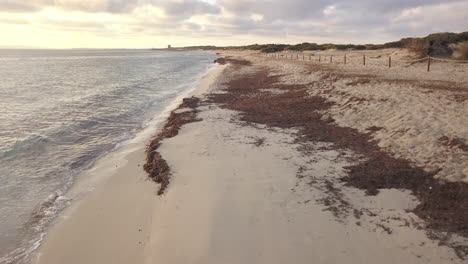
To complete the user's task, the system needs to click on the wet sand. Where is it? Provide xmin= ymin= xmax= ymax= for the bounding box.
xmin=33 ymin=65 xmax=227 ymax=264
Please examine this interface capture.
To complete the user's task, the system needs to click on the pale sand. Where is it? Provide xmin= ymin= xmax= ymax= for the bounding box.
xmin=34 ymin=147 xmax=156 ymax=264
xmin=142 ymin=105 xmax=462 ymax=264
xmin=33 ymin=65 xmax=227 ymax=264
xmin=32 ymin=54 xmax=466 ymax=263
xmin=223 ymin=49 xmax=468 ymax=182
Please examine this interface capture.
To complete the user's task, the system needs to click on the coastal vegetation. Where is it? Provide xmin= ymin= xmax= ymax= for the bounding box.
xmin=183 ymin=31 xmax=468 ymax=58
xmin=456 ymin=41 xmax=468 ymax=60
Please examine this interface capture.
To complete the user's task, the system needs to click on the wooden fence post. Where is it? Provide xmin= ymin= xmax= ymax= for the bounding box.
xmin=344 ymin=55 xmax=347 ymax=65
xmin=319 ymin=55 xmax=321 ymax=62
xmin=363 ymin=54 xmax=366 ymax=65
xmin=427 ymin=56 xmax=431 ymax=72
xmin=389 ymin=56 xmax=391 ymax=68
xmin=303 ymin=55 xmax=305 ymax=60
xmin=330 ymin=55 xmax=333 ymax=63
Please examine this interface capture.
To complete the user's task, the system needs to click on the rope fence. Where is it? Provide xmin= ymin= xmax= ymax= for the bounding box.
xmin=262 ymin=52 xmax=468 ymax=72
xmin=431 ymin=57 xmax=468 ymax=63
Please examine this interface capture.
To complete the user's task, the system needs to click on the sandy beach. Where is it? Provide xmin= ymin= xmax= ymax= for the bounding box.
xmin=33 ymin=50 xmax=468 ymax=264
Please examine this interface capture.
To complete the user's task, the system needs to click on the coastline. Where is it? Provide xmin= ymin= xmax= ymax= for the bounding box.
xmin=31 ymin=50 xmax=467 ymax=263
xmin=30 ymin=62 xmax=227 ymax=264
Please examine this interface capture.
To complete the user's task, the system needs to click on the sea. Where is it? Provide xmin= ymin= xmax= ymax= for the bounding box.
xmin=0 ymin=49 xmax=218 ymax=263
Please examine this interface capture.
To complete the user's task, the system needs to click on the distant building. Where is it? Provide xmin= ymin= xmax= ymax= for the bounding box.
xmin=168 ymin=45 xmax=171 ymax=49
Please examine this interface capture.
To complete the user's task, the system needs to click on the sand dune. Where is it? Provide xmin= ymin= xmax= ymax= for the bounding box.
xmin=232 ymin=49 xmax=468 ymax=182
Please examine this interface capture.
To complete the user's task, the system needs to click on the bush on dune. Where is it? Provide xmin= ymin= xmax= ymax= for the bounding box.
xmin=456 ymin=41 xmax=468 ymax=60
xmin=407 ymin=39 xmax=429 ymax=58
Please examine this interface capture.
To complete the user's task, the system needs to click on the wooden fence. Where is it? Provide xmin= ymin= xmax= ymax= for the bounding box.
xmin=263 ymin=52 xmax=468 ymax=72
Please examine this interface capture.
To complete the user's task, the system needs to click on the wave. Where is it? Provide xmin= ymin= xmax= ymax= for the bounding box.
xmin=0 ymin=54 xmax=220 ymax=264
xmin=0 ymin=134 xmax=51 ymax=160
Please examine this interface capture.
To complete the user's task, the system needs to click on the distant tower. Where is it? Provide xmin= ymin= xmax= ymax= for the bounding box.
xmin=168 ymin=45 xmax=171 ymax=49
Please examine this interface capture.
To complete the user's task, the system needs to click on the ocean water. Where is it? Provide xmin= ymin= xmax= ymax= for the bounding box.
xmin=0 ymin=49 xmax=217 ymax=263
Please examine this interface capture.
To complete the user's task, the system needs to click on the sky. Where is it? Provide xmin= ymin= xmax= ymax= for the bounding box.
xmin=0 ymin=0 xmax=467 ymax=49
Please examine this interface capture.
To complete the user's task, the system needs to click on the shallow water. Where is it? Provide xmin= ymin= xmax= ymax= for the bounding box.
xmin=0 ymin=49 xmax=217 ymax=262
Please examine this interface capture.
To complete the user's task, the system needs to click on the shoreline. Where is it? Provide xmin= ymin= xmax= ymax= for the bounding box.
xmin=28 ymin=62 xmax=226 ymax=264
xmin=142 ymin=53 xmax=466 ymax=263
xmin=0 ymin=51 xmax=220 ymax=264
xmin=31 ymin=50 xmax=468 ymax=263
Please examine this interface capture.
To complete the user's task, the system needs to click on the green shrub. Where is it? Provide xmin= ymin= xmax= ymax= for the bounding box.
xmin=210 ymin=31 xmax=468 ymax=56
xmin=287 ymin=43 xmax=326 ymax=51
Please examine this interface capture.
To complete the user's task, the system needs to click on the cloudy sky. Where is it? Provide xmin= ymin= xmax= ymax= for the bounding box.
xmin=0 ymin=0 xmax=467 ymax=48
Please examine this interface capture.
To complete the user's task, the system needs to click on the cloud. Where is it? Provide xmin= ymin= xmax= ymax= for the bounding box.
xmin=387 ymin=1 xmax=468 ymax=36
xmin=0 ymin=0 xmax=221 ymax=14
xmin=0 ymin=0 xmax=467 ymax=48
xmin=214 ymin=0 xmax=468 ymax=43
xmin=0 ymin=1 xmax=44 ymax=12
xmin=158 ymin=0 xmax=220 ymax=19
xmin=218 ymin=0 xmax=329 ymax=21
